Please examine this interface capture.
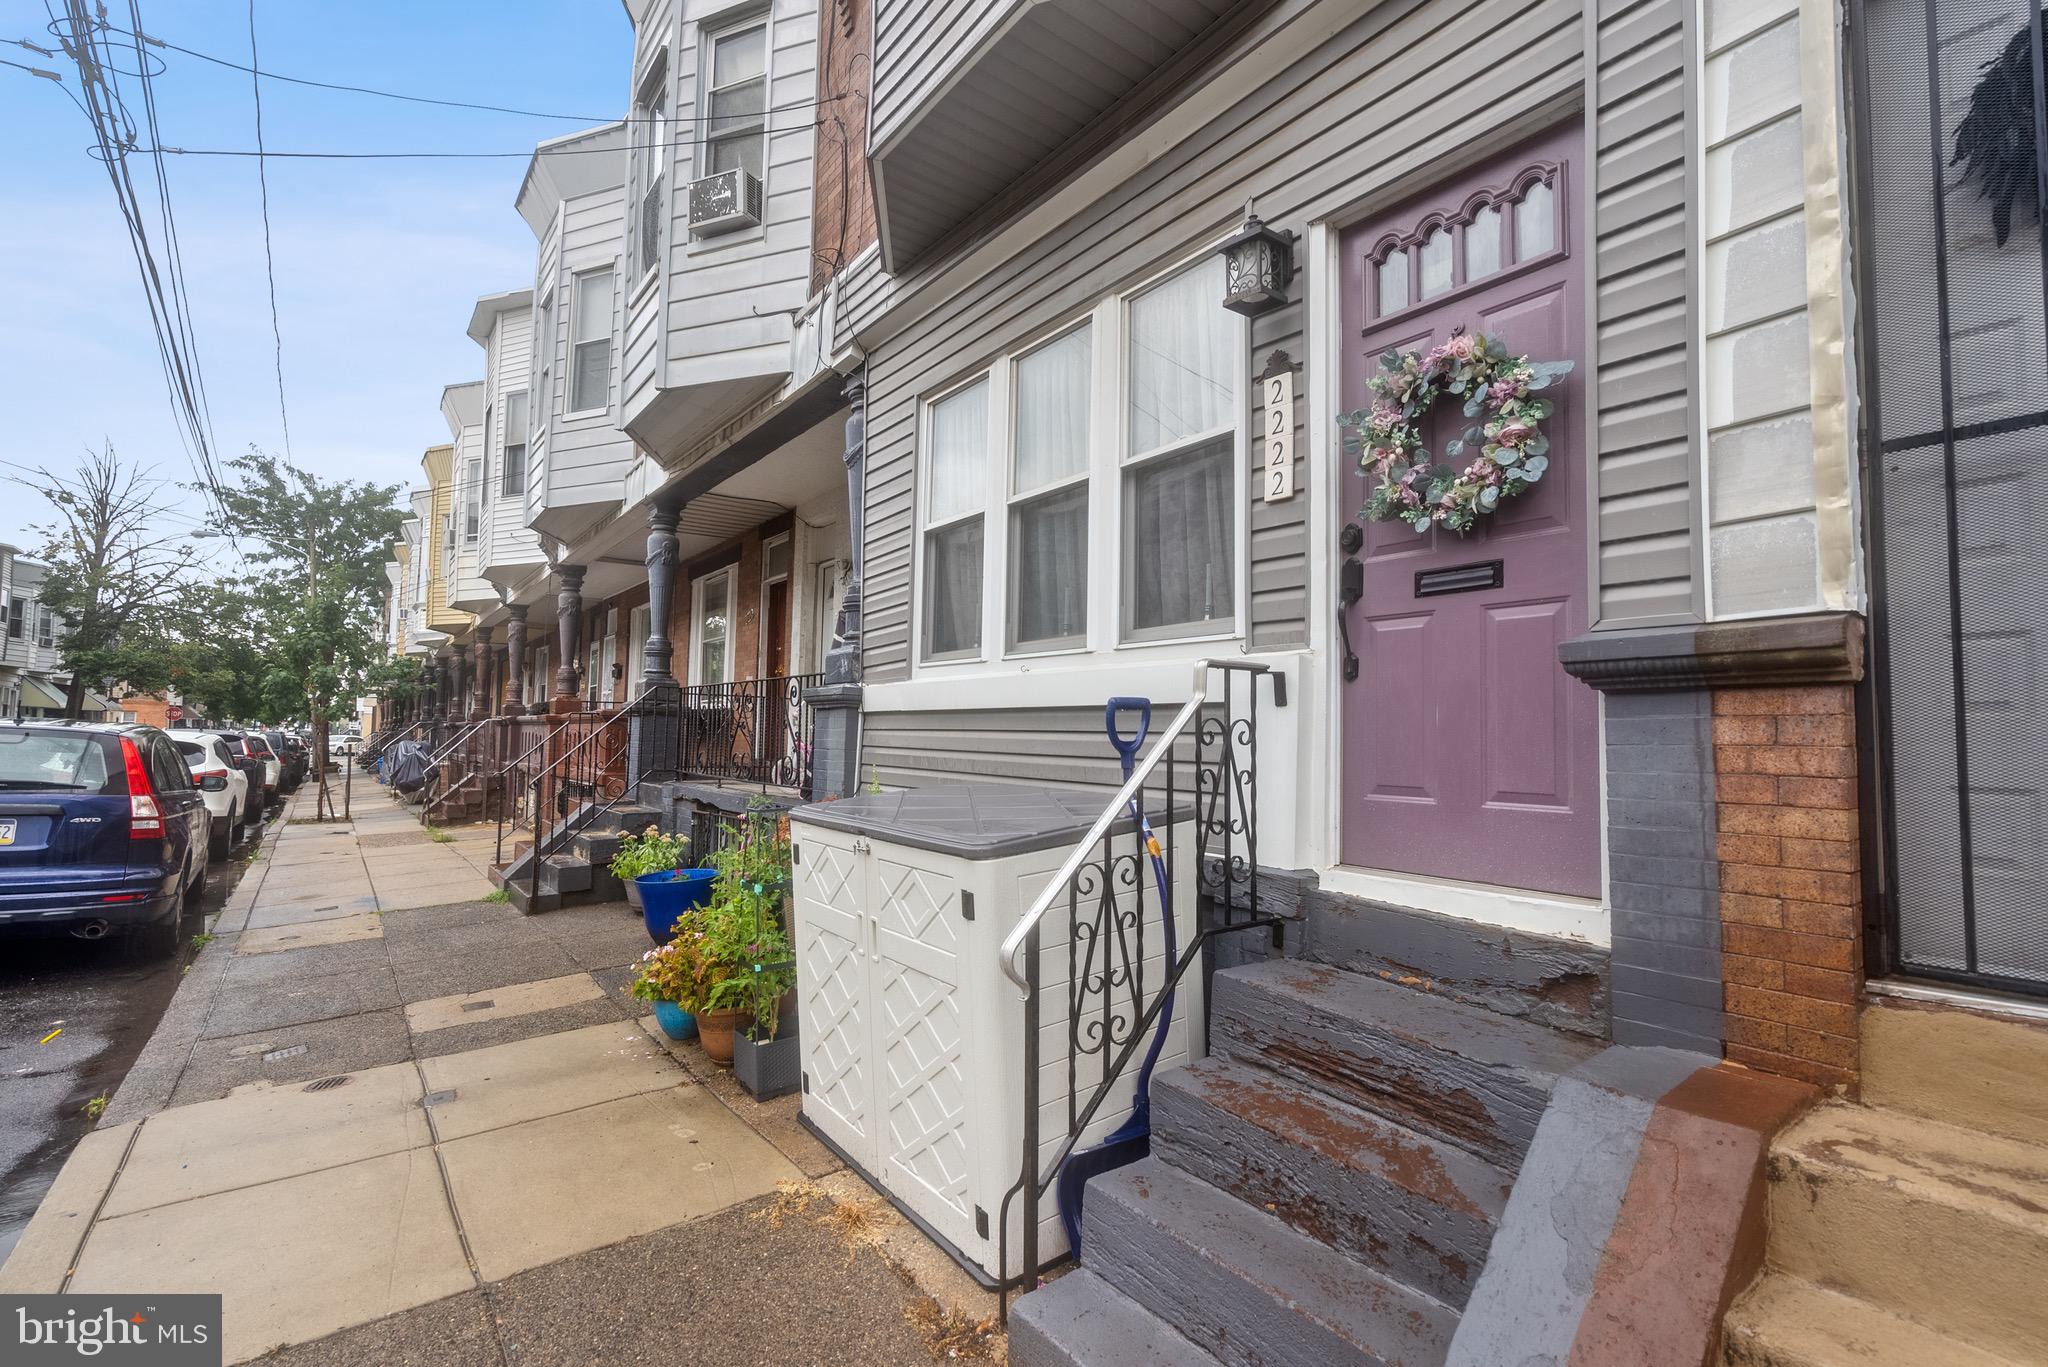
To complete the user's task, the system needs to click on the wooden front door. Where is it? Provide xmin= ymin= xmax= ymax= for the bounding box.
xmin=1336 ymin=125 xmax=1600 ymax=899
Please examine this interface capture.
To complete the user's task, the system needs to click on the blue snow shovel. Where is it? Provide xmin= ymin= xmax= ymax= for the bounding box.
xmin=1054 ymin=697 xmax=1178 ymax=1256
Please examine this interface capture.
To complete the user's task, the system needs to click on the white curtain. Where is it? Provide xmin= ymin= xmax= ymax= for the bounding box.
xmin=1127 ymin=258 xmax=1233 ymax=455
xmin=928 ymin=380 xmax=988 ymax=521
xmin=1011 ymin=485 xmax=1086 ymax=646
xmin=1013 ymin=326 xmax=1090 ymax=492
xmin=924 ymin=521 xmax=982 ymax=655
xmin=1128 ymin=436 xmax=1234 ymax=633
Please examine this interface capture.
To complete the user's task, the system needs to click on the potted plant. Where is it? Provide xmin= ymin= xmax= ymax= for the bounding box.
xmin=683 ymin=808 xmax=798 ymax=1072
xmin=629 ymin=938 xmax=703 ymax=1041
xmin=609 ymin=825 xmax=682 ymax=909
xmin=612 ymin=826 xmax=715 ymax=940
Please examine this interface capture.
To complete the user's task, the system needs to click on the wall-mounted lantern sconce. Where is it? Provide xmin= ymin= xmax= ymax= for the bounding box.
xmin=1218 ymin=204 xmax=1297 ymax=317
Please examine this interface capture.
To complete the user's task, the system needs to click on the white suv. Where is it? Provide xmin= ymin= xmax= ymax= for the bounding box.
xmin=176 ymin=734 xmax=252 ymax=861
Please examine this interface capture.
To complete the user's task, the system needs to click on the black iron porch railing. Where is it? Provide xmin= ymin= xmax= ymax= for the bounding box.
xmin=994 ymin=659 xmax=1284 ymax=1320
xmin=669 ymin=674 xmax=822 ymax=798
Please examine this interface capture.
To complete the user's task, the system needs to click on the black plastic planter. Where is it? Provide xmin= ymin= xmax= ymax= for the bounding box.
xmin=733 ymin=1027 xmax=800 ymax=1100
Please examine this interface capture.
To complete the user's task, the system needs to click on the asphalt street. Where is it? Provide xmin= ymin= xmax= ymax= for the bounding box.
xmin=0 ymin=849 xmax=254 ymax=1263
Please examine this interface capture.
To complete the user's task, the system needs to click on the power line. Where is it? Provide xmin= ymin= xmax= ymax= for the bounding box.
xmin=247 ymin=0 xmax=292 ymax=462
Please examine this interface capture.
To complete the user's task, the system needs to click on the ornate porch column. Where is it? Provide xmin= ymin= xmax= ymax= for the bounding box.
xmin=449 ymin=646 xmax=468 ymax=727
xmin=642 ymin=501 xmax=681 ymax=686
xmin=471 ymin=630 xmax=492 ymax=722
xmin=503 ymin=606 xmax=528 ymax=717
xmin=809 ymin=369 xmax=867 ymax=800
xmin=551 ymin=565 xmax=586 ymax=715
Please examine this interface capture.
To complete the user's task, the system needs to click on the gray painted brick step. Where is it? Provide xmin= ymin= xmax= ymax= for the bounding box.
xmin=1151 ymin=1057 xmax=1511 ymax=1308
xmin=542 ymin=856 xmax=593 ymax=894
xmin=1010 ymin=1269 xmax=1218 ymax=1367
xmin=1084 ymin=1159 xmax=1457 ymax=1367
xmin=1211 ymin=960 xmax=1600 ymax=1169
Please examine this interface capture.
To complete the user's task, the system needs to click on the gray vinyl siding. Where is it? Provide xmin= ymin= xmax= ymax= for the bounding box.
xmin=1590 ymin=0 xmax=1701 ymax=625
xmin=863 ymin=705 xmax=1205 ymax=794
xmin=869 ymin=0 xmax=1015 ymax=156
xmin=484 ymin=304 xmax=544 ymax=575
xmin=528 ymin=209 xmax=561 ymax=529
xmin=857 ymin=0 xmax=1591 ymax=685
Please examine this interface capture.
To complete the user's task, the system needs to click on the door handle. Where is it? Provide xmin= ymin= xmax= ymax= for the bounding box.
xmin=1338 ymin=555 xmax=1363 ymax=683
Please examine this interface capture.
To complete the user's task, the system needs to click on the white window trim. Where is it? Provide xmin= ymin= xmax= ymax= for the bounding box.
xmin=909 ymin=247 xmax=1249 ymax=678
xmin=689 ymin=566 xmax=737 ymax=686
xmin=698 ymin=10 xmax=771 ymax=193
xmin=633 ymin=52 xmax=670 ymax=283
xmin=565 ymin=268 xmax=616 ymax=420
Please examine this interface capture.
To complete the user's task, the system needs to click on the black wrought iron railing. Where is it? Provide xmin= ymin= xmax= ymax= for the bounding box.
xmin=994 ymin=660 xmax=1284 ymax=1318
xmin=416 ymin=716 xmax=495 ymax=819
xmin=670 ymin=673 xmax=822 ymax=798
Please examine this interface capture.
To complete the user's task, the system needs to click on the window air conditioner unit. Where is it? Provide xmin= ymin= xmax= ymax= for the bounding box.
xmin=687 ymin=168 xmax=764 ymax=237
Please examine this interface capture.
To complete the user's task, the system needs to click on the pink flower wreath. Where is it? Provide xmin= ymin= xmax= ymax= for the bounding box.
xmin=1338 ymin=330 xmax=1574 ymax=534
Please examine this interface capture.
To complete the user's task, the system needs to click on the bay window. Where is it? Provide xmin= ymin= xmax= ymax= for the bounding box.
xmin=704 ymin=19 xmax=768 ymax=183
xmin=1008 ymin=325 xmax=1091 ymax=651
xmin=1122 ymin=257 xmax=1236 ymax=639
xmin=921 ymin=379 xmax=989 ymax=659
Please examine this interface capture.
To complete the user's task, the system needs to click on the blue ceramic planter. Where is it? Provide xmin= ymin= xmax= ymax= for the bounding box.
xmin=638 ymin=867 xmax=719 ymax=942
xmin=650 ymin=999 xmax=697 ymax=1041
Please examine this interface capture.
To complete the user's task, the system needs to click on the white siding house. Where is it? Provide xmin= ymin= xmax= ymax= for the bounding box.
xmin=467 ymin=289 xmax=545 ymax=593
xmin=619 ymin=0 xmax=824 ymax=463
xmin=440 ymin=381 xmax=496 ymax=615
xmin=517 ymin=122 xmax=637 ymax=546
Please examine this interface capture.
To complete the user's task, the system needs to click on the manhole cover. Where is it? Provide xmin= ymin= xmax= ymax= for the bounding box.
xmin=423 ymin=1089 xmax=458 ymax=1106
xmin=460 ymin=1000 xmax=495 ymax=1012
xmin=262 ymin=1045 xmax=308 ymax=1063
xmin=302 ymin=1075 xmax=351 ymax=1093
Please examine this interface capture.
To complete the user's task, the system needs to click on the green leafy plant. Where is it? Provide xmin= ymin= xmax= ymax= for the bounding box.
xmin=696 ymin=805 xmax=796 ymax=1039
xmin=609 ymin=824 xmax=690 ymax=882
xmin=482 ymin=888 xmax=510 ymax=904
xmin=189 ymin=932 xmax=215 ymax=949
xmin=82 ymin=1093 xmax=108 ymax=1121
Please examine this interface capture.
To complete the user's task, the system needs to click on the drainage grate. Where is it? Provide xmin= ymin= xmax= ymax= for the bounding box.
xmin=460 ymin=1000 xmax=495 ymax=1013
xmin=312 ymin=905 xmax=340 ymax=913
xmin=262 ymin=1044 xmax=308 ymax=1063
xmin=302 ymin=1075 xmax=351 ymax=1093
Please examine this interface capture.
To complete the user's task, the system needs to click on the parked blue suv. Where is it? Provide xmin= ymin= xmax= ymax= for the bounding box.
xmin=0 ymin=721 xmax=210 ymax=956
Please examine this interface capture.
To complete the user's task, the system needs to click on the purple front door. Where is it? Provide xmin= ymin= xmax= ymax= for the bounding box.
xmin=1337 ymin=125 xmax=1600 ymax=899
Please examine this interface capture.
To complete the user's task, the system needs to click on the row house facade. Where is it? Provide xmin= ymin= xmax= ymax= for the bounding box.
xmin=360 ymin=1 xmax=2045 ymax=1361
xmin=0 ymin=546 xmax=76 ymax=719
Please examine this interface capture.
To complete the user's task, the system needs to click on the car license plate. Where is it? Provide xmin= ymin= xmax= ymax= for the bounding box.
xmin=0 ymin=819 xmax=14 ymax=847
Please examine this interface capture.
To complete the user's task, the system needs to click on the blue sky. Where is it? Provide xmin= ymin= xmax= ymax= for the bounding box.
xmin=0 ymin=1 xmax=633 ymax=549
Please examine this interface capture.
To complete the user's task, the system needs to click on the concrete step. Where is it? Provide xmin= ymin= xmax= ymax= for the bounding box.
xmin=1210 ymin=959 xmax=1600 ymax=1169
xmin=1766 ymin=1102 xmax=2048 ymax=1363
xmin=1084 ymin=1159 xmax=1457 ymax=1367
xmin=504 ymin=880 xmax=561 ymax=915
xmin=571 ymin=829 xmax=623 ymax=865
xmin=541 ymin=856 xmax=592 ymax=895
xmin=1722 ymin=1275 xmax=2025 ymax=1367
xmin=1010 ymin=1269 xmax=1218 ymax=1367
xmin=587 ymin=802 xmax=659 ymax=834
xmin=1151 ymin=1057 xmax=1511 ymax=1309
xmin=1862 ymin=996 xmax=2048 ymax=1148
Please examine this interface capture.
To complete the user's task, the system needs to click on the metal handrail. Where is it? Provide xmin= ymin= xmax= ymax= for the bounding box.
xmin=424 ymin=716 xmax=492 ymax=768
xmin=997 ymin=658 xmax=1222 ymax=992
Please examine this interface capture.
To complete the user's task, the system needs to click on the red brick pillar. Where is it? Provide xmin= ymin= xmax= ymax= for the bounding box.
xmin=1713 ymin=686 xmax=1861 ymax=1090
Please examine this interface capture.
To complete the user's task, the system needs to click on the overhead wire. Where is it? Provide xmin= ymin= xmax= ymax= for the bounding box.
xmin=245 ymin=0 xmax=292 ymax=461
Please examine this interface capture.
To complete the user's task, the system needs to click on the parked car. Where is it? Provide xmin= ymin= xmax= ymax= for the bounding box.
xmin=264 ymin=729 xmax=306 ymax=792
xmin=206 ymin=731 xmax=280 ymax=806
xmin=175 ymin=734 xmax=250 ymax=861
xmin=0 ymin=720 xmax=210 ymax=956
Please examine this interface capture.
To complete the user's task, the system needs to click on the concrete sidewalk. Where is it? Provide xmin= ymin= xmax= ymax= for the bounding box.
xmin=0 ymin=787 xmax=998 ymax=1366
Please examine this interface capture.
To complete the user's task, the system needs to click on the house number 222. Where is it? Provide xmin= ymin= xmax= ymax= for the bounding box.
xmin=1262 ymin=369 xmax=1294 ymax=503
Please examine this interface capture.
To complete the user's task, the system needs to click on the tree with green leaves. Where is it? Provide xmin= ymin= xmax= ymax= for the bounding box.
xmin=11 ymin=442 xmax=199 ymax=718
xmin=205 ymin=450 xmax=407 ymax=819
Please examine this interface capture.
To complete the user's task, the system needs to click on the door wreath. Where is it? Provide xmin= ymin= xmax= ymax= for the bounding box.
xmin=1339 ymin=330 xmax=1574 ymax=534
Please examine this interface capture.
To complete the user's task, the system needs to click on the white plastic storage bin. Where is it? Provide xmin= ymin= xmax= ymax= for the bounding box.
xmin=790 ymin=785 xmax=1199 ymax=1284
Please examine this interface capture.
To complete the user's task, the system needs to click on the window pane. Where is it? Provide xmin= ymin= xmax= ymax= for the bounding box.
xmin=924 ymin=519 xmax=983 ymax=656
xmin=764 ymin=536 xmax=792 ymax=580
xmin=709 ymin=133 xmax=765 ymax=181
xmin=571 ymin=340 xmax=610 ymax=412
xmin=710 ymin=81 xmax=766 ymax=128
xmin=1376 ymin=250 xmax=1408 ymax=314
xmin=1010 ymin=484 xmax=1087 ymax=648
xmin=1125 ymin=435 xmax=1234 ymax=634
xmin=927 ymin=380 xmax=988 ymax=523
xmin=1013 ymin=326 xmax=1090 ymax=492
xmin=1419 ymin=226 xmax=1453 ymax=298
xmin=505 ymin=391 xmax=528 ymax=444
xmin=713 ymin=25 xmax=766 ymax=86
xmin=1516 ymin=181 xmax=1555 ymax=258
xmin=573 ymin=270 xmax=612 ymax=343
xmin=1466 ymin=205 xmax=1502 ymax=279
xmin=698 ymin=573 xmax=730 ymax=682
xmin=1127 ymin=258 xmax=1234 ymax=455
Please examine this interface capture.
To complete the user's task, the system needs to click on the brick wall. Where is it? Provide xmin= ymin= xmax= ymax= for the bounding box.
xmin=809 ymin=0 xmax=876 ymax=294
xmin=1713 ymin=685 xmax=1861 ymax=1089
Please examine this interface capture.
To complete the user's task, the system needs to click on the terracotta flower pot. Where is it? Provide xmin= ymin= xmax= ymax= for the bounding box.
xmin=695 ymin=1007 xmax=748 ymax=1065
